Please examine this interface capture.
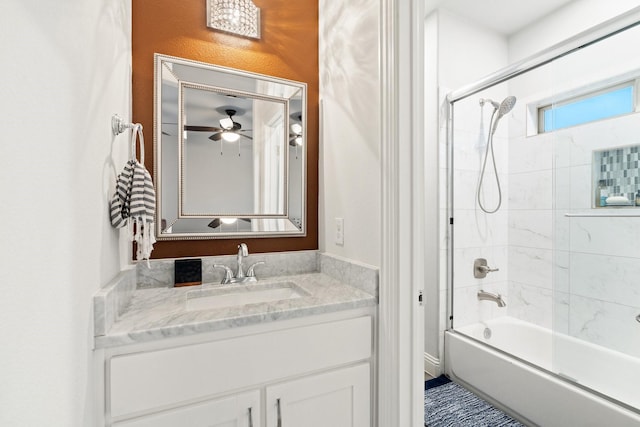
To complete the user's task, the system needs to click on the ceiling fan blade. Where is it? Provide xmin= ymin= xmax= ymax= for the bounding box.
xmin=208 ymin=133 xmax=223 ymax=141
xmin=239 ymin=134 xmax=253 ymax=141
xmin=185 ymin=125 xmax=223 ymax=132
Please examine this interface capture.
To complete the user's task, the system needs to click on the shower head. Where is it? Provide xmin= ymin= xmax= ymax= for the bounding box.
xmin=488 ymin=96 xmax=517 ymax=133
xmin=480 ymin=96 xmax=517 ymax=117
xmin=496 ymin=96 xmax=517 ymax=119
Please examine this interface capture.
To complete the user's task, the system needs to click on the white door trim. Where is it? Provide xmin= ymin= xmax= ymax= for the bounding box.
xmin=378 ymin=0 xmax=425 ymax=426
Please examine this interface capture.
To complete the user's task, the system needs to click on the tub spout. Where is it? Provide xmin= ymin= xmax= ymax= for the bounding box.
xmin=477 ymin=290 xmax=506 ymax=307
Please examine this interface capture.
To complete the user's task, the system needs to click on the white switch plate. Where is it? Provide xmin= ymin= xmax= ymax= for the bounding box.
xmin=335 ymin=217 xmax=344 ymax=245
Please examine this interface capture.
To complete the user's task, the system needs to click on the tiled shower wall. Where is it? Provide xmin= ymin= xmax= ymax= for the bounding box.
xmin=505 ymin=112 xmax=640 ymax=358
xmin=446 ymin=21 xmax=640 ymax=359
xmin=504 ymin=27 xmax=640 ymax=357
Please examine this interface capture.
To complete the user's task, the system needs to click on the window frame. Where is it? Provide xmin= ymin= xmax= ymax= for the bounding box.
xmin=537 ymin=80 xmax=638 ymax=133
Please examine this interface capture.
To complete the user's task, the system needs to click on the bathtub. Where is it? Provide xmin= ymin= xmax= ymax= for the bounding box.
xmin=445 ymin=317 xmax=640 ymax=427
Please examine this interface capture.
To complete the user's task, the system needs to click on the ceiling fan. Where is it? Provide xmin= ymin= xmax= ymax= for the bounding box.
xmin=184 ymin=109 xmax=252 ymax=142
xmin=289 ymin=113 xmax=303 ymax=146
xmin=207 ymin=217 xmax=252 ymax=229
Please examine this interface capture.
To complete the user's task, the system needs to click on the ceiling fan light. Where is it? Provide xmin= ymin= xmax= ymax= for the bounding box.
xmin=221 ymin=217 xmax=237 ymax=225
xmin=222 ymin=131 xmax=241 ymax=142
xmin=295 ymin=136 xmax=303 ymax=146
xmin=220 ymin=117 xmax=234 ymax=129
xmin=290 ymin=123 xmax=302 ymax=135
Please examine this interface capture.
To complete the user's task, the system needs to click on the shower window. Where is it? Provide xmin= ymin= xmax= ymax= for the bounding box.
xmin=538 ymin=81 xmax=635 ymax=132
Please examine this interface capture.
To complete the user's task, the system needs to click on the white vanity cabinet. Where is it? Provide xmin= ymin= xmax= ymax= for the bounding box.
xmin=112 ymin=390 xmax=260 ymax=427
xmin=265 ymin=363 xmax=370 ymax=427
xmin=101 ymin=312 xmax=374 ymax=427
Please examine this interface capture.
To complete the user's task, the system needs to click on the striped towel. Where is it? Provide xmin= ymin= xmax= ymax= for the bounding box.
xmin=109 ymin=124 xmax=156 ymax=262
xmin=109 ymin=159 xmax=136 ymax=228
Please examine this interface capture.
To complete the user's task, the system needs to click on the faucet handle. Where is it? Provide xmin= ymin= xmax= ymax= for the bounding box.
xmin=246 ymin=261 xmax=265 ymax=277
xmin=213 ymin=264 xmax=234 ymax=284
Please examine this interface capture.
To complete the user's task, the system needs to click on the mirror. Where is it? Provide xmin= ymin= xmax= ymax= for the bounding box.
xmin=154 ymin=54 xmax=306 ymax=239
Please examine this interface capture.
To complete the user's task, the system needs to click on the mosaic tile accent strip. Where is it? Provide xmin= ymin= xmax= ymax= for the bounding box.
xmin=596 ymin=145 xmax=640 ymax=203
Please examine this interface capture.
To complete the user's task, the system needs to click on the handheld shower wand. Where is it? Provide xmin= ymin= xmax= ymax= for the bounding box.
xmin=477 ymin=96 xmax=516 ymax=214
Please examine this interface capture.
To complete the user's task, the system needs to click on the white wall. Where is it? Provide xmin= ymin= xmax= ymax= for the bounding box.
xmin=318 ymin=0 xmax=380 ymax=267
xmin=0 ymin=1 xmax=131 ymax=425
xmin=509 ymin=0 xmax=640 ymax=62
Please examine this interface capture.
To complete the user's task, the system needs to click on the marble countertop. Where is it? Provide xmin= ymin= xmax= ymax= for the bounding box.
xmin=94 ymin=272 xmax=377 ymax=349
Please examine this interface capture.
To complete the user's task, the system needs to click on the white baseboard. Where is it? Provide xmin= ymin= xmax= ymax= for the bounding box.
xmin=424 ymin=353 xmax=441 ymax=378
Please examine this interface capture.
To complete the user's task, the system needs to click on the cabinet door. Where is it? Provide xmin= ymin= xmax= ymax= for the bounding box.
xmin=265 ymin=363 xmax=370 ymax=427
xmin=113 ymin=390 xmax=260 ymax=427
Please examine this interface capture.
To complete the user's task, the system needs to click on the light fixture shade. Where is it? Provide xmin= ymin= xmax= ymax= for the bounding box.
xmin=221 ymin=131 xmax=241 ymax=142
xmin=219 ymin=117 xmax=234 ymax=129
xmin=290 ymin=123 xmax=302 ymax=135
xmin=206 ymin=0 xmax=261 ymax=39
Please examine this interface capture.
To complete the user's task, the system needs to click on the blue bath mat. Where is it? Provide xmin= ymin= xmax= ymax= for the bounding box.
xmin=425 ymin=375 xmax=452 ymax=390
xmin=425 ymin=376 xmax=525 ymax=427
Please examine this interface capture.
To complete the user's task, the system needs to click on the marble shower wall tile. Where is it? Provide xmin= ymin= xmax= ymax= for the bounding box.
xmin=569 ymin=252 xmax=640 ymax=307
xmin=508 ymin=246 xmax=553 ymax=290
xmin=319 ymin=253 xmax=379 ymax=297
xmin=507 ymin=281 xmax=568 ymax=331
xmin=569 ymin=216 xmax=640 ymax=258
xmin=453 ymin=208 xmax=508 ymax=249
xmin=568 ymin=294 xmax=640 ymax=358
xmin=93 ymin=267 xmax=136 ymax=337
xmin=554 ymin=165 xmax=592 ymax=210
xmin=508 ymin=210 xmax=553 ymax=250
xmin=508 ymin=134 xmax=553 ymax=174
xmin=508 ymin=169 xmax=553 ymax=210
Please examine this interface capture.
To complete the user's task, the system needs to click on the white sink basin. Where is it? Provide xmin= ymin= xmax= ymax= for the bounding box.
xmin=186 ymin=282 xmax=308 ymax=311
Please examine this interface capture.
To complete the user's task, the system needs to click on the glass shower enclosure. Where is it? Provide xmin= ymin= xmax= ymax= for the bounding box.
xmin=446 ymin=15 xmax=640 ymax=414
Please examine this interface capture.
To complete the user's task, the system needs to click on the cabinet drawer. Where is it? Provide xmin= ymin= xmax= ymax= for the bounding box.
xmin=109 ymin=316 xmax=371 ymax=418
xmin=113 ymin=390 xmax=259 ymax=427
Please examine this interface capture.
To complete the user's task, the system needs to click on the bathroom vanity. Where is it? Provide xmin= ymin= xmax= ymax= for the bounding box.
xmin=93 ymin=253 xmax=378 ymax=427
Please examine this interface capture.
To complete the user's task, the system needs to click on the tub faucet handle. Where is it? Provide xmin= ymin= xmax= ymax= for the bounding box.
xmin=474 ymin=258 xmax=499 ymax=279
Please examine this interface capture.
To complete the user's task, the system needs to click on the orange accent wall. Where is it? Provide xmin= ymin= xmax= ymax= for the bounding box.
xmin=132 ymin=0 xmax=318 ymax=258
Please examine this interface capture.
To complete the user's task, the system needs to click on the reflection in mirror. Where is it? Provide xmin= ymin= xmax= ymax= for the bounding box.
xmin=154 ymin=54 xmax=306 ymax=239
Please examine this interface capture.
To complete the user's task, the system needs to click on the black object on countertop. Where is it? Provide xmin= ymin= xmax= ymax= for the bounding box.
xmin=174 ymin=258 xmax=202 ymax=287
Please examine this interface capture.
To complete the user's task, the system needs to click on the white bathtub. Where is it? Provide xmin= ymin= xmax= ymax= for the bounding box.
xmin=445 ymin=317 xmax=640 ymax=427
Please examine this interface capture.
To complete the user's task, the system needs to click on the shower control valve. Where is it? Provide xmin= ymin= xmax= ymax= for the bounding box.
xmin=474 ymin=258 xmax=499 ymax=279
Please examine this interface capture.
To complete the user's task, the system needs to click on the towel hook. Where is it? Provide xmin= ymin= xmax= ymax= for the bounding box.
xmin=112 ymin=114 xmax=142 ymax=136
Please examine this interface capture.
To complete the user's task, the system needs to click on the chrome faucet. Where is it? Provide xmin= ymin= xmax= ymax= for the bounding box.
xmin=213 ymin=243 xmax=265 ymax=284
xmin=477 ymin=289 xmax=506 ymax=307
xmin=236 ymin=243 xmax=249 ymax=279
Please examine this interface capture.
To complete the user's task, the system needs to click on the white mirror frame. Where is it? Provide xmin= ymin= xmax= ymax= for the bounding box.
xmin=154 ymin=54 xmax=307 ymax=240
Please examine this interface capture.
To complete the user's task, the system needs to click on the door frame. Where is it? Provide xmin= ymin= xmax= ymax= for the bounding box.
xmin=378 ymin=0 xmax=426 ymax=426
